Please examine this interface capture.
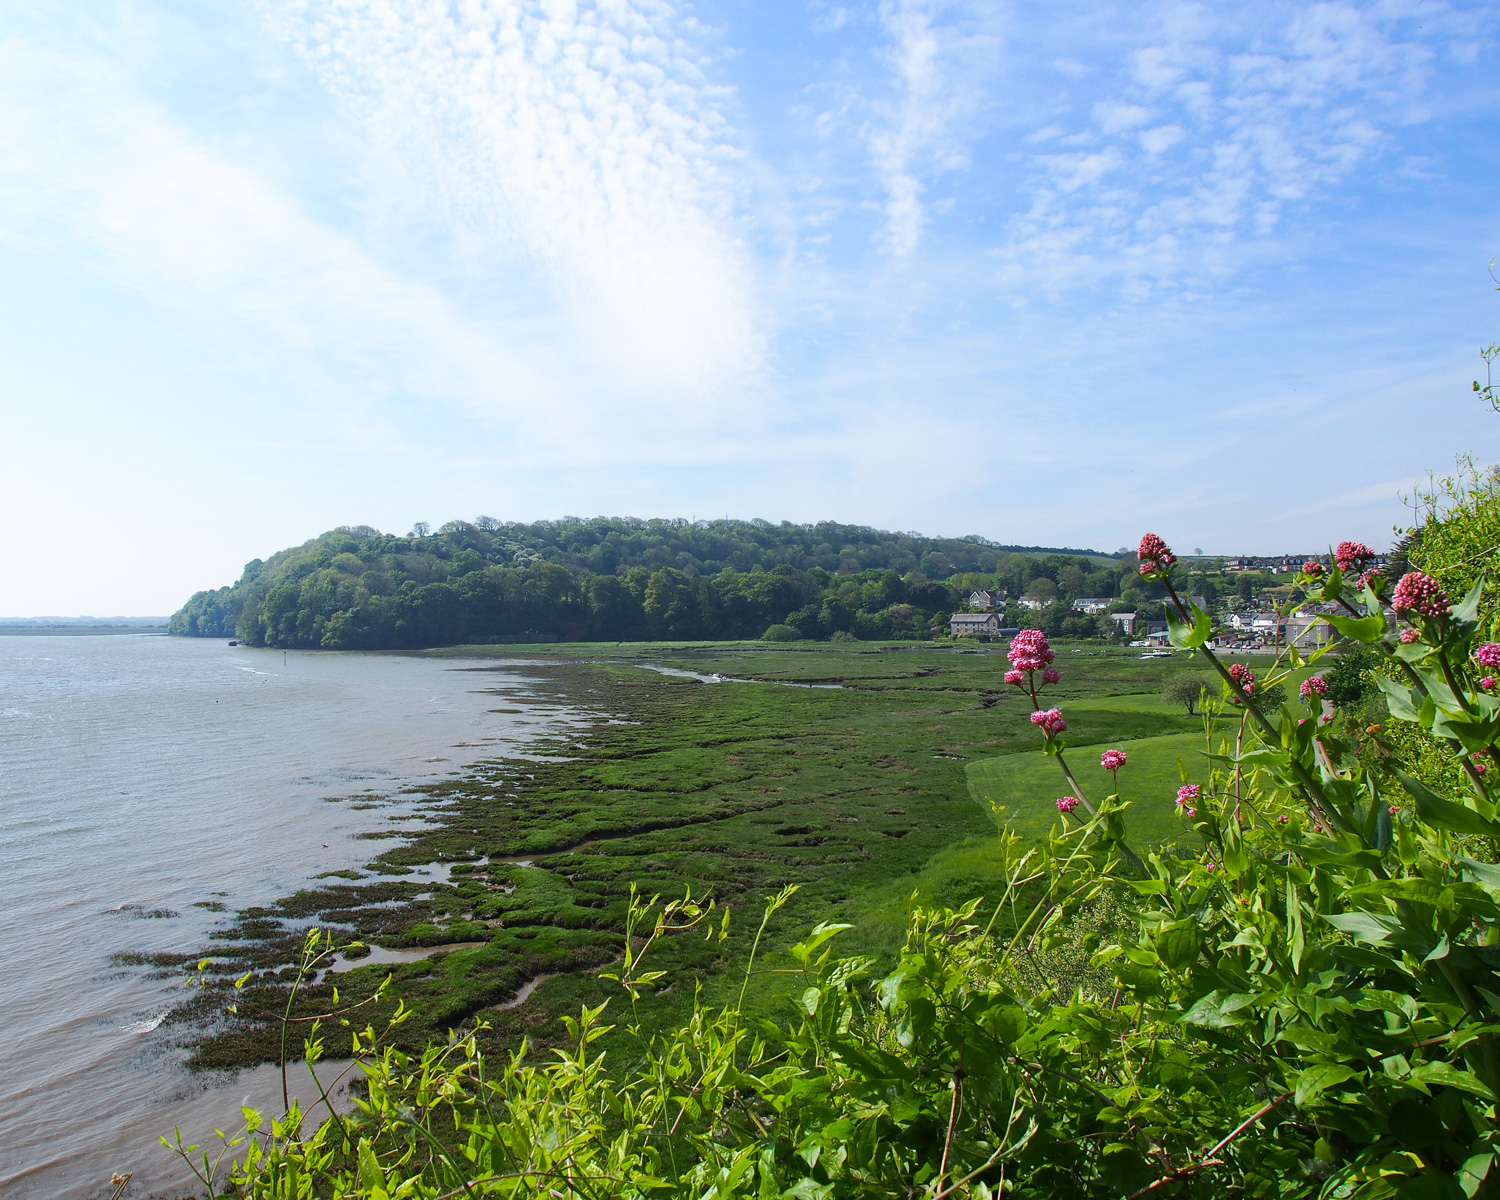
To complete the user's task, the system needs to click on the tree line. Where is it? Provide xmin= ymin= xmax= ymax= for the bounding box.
xmin=168 ymin=517 xmax=1130 ymax=649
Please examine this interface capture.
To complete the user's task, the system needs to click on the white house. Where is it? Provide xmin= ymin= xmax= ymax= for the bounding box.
xmin=1072 ymin=597 xmax=1111 ymax=615
xmin=950 ymin=612 xmax=1002 ymax=637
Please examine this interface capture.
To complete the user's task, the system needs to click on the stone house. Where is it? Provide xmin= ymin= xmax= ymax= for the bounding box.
xmin=950 ymin=612 xmax=1002 ymax=637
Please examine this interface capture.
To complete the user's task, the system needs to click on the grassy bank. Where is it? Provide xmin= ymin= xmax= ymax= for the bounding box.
xmin=175 ymin=640 xmax=1266 ymax=1070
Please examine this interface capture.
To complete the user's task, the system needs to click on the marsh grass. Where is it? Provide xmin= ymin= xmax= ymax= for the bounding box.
xmin=179 ymin=640 xmax=1223 ymax=1071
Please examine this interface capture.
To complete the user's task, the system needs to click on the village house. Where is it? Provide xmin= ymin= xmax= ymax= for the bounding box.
xmin=968 ymin=588 xmax=1005 ymax=610
xmin=1072 ymin=597 xmax=1111 ymax=615
xmin=1110 ymin=611 xmax=1141 ymax=635
xmin=950 ymin=611 xmax=1002 ymax=637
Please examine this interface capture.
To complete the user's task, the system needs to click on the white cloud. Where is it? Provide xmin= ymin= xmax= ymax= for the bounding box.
xmin=266 ymin=0 xmax=763 ymax=401
xmin=0 ymin=41 xmax=579 ymax=434
xmin=995 ymin=0 xmax=1483 ymax=297
xmin=868 ymin=0 xmax=1000 ymax=256
xmin=1138 ymin=123 xmax=1185 ymax=155
xmin=1093 ymin=100 xmax=1153 ymax=133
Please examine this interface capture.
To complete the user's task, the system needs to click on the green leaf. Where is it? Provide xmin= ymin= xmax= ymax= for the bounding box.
xmin=1180 ymin=990 xmax=1254 ymax=1029
xmin=1324 ymin=612 xmax=1388 ymax=644
xmin=1398 ymin=770 xmax=1500 ymax=839
xmin=1155 ymin=920 xmax=1200 ymax=970
xmin=1295 ymin=1063 xmax=1358 ymax=1108
xmin=1458 ymin=1153 xmax=1493 ymax=1199
xmin=1322 ymin=911 xmax=1403 ymax=946
xmin=1315 ymin=559 xmax=1345 ymax=601
xmin=1397 ymin=1175 xmax=1469 ymax=1200
xmin=1376 ymin=674 xmax=1424 ymax=722
xmin=1166 ymin=601 xmax=1211 ymax=650
xmin=1432 ymin=709 xmax=1500 ymax=754
xmin=1409 ymin=1059 xmax=1496 ymax=1099
xmin=1452 ymin=580 xmax=1484 ymax=626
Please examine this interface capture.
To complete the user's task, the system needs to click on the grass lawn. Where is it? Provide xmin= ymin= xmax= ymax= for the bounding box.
xmin=965 ymin=730 xmax=1218 ymax=847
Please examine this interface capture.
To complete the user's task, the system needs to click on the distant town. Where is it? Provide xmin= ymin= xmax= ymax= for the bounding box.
xmin=949 ymin=551 xmax=1393 ymax=652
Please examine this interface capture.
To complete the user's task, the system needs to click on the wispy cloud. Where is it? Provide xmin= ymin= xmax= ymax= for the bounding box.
xmin=867 ymin=0 xmax=1000 ymax=256
xmin=989 ymin=0 xmax=1490 ymax=297
xmin=0 ymin=39 xmax=576 ymax=436
xmin=267 ymin=0 xmax=763 ymax=400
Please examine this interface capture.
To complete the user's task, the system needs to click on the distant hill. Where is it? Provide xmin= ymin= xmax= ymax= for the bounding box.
xmin=170 ymin=517 xmax=1128 ymax=649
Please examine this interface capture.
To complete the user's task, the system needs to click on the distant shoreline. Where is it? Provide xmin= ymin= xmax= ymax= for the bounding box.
xmin=0 ymin=623 xmax=168 ymax=636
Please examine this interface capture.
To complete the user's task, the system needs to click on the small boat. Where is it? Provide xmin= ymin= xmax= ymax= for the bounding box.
xmin=228 ymin=640 xmax=238 ymax=646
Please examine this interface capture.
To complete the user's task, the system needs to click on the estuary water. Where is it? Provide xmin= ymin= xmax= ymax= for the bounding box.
xmin=0 ymin=636 xmax=583 ymax=1198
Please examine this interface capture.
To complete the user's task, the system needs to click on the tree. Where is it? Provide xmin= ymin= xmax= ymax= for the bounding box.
xmin=1163 ymin=672 xmax=1215 ymax=714
xmin=1023 ymin=577 xmax=1059 ymax=605
xmin=1324 ymin=645 xmax=1378 ymax=708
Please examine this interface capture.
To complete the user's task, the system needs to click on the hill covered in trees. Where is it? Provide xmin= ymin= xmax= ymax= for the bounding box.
xmin=169 ymin=517 xmax=1128 ymax=649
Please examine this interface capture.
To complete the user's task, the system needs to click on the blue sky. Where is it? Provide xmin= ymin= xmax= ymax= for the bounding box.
xmin=1 ymin=0 xmax=1497 ymax=614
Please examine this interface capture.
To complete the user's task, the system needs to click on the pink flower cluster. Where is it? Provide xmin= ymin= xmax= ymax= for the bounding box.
xmin=1300 ymin=675 xmax=1328 ymax=699
xmin=1030 ymin=708 xmax=1067 ymax=736
xmin=1475 ymin=643 xmax=1500 ymax=669
xmin=1335 ymin=541 xmax=1375 ymax=573
xmin=1302 ymin=559 xmax=1324 ymax=578
xmin=1008 ymin=629 xmax=1055 ymax=672
xmin=1399 ymin=628 xmax=1421 ymax=644
xmin=1176 ymin=783 xmax=1200 ymax=806
xmin=1482 ymin=677 xmax=1497 ymax=692
xmin=1392 ymin=571 xmax=1450 ymax=618
xmin=1056 ymin=796 xmax=1080 ymax=814
xmin=1100 ymin=749 xmax=1128 ymax=772
xmin=1138 ymin=533 xmax=1176 ymax=577
xmin=1228 ymin=662 xmax=1255 ymax=697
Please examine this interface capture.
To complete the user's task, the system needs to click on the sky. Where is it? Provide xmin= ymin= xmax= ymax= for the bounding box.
xmin=1 ymin=0 xmax=1498 ymax=616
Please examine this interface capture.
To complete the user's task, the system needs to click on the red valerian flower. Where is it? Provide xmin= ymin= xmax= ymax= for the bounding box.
xmin=1100 ymin=749 xmax=1128 ymax=772
xmin=1228 ymin=662 xmax=1255 ymax=697
xmin=1475 ymin=643 xmax=1500 ymax=669
xmin=1391 ymin=571 xmax=1450 ymax=618
xmin=1056 ymin=796 xmax=1080 ymax=814
xmin=1008 ymin=629 xmax=1055 ymax=672
xmin=1138 ymin=533 xmax=1176 ymax=576
xmin=1335 ymin=541 xmax=1375 ymax=573
xmin=1300 ymin=675 xmax=1328 ymax=699
xmin=1302 ymin=560 xmax=1324 ymax=578
xmin=1030 ymin=708 xmax=1067 ymax=736
xmin=1400 ymin=628 xmax=1421 ymax=644
xmin=1176 ymin=783 xmax=1200 ymax=807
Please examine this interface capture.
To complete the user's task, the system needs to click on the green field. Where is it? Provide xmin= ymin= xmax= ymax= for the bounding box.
xmin=178 ymin=640 xmax=1284 ymax=1069
xmin=966 ymin=729 xmax=1219 ymax=846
